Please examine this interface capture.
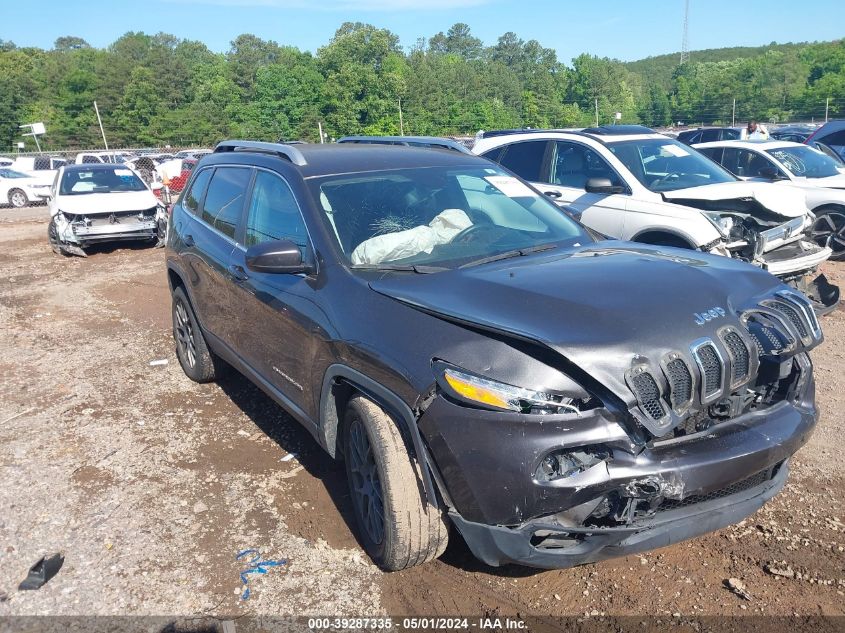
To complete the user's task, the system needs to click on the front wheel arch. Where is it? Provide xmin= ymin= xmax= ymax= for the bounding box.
xmin=632 ymin=230 xmax=697 ymax=249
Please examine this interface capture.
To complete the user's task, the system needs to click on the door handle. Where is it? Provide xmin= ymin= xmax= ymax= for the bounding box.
xmin=183 ymin=233 xmax=195 ymax=247
xmin=543 ymin=190 xmax=562 ymax=199
xmin=227 ymin=264 xmax=249 ymax=282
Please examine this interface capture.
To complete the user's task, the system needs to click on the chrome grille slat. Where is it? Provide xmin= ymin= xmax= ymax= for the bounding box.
xmin=629 ymin=371 xmax=665 ymax=421
xmin=664 ymin=358 xmax=692 ymax=410
xmin=691 ymin=340 xmax=724 ymax=403
xmin=721 ymin=330 xmax=750 ymax=384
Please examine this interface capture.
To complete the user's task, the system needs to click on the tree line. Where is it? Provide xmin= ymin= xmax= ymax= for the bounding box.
xmin=0 ymin=24 xmax=843 ymax=151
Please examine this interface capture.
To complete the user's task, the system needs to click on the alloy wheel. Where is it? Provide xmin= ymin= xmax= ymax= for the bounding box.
xmin=174 ymin=300 xmax=197 ymax=368
xmin=9 ymin=190 xmax=27 ymax=208
xmin=811 ymin=211 xmax=845 ymax=256
xmin=348 ymin=418 xmax=385 ymax=545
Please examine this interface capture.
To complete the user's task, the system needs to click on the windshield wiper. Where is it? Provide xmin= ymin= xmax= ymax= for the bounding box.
xmin=459 ymin=243 xmax=558 ymax=269
xmin=351 ymin=263 xmax=447 ymax=273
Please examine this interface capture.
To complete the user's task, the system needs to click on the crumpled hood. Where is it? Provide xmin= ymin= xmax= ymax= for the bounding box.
xmin=663 ymin=181 xmax=808 ymax=218
xmin=370 ymin=243 xmax=785 ymax=405
xmin=57 ymin=191 xmax=159 ymax=215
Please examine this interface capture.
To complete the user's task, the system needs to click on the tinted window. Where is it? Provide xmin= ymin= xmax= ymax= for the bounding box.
xmin=201 ymin=167 xmax=251 ymax=240
xmin=550 ymin=141 xmax=623 ymax=190
xmin=245 ymin=171 xmax=308 ymax=247
xmin=697 ymin=147 xmax=723 ymax=163
xmin=183 ymin=168 xmax=212 ymax=215
xmin=722 ymin=129 xmax=741 ymax=140
xmin=496 ymin=141 xmax=547 ymax=181
xmin=700 ymin=129 xmax=720 ymax=142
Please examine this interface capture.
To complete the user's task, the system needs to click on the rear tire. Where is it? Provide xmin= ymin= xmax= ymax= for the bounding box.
xmin=172 ymin=286 xmax=217 ymax=383
xmin=343 ymin=395 xmax=448 ymax=571
xmin=8 ymin=189 xmax=28 ymax=208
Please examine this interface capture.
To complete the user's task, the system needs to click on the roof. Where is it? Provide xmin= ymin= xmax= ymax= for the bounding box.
xmin=693 ymin=139 xmax=800 ymax=150
xmin=63 ymin=162 xmax=134 ymax=172
xmin=208 ymin=140 xmax=483 ymax=178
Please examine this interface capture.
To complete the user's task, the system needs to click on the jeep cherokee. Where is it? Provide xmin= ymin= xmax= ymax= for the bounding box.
xmin=166 ymin=140 xmax=821 ymax=570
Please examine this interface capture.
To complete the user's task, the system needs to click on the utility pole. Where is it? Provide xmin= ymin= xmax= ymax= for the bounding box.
xmin=825 ymin=97 xmax=830 ymax=123
xmin=318 ymin=121 xmax=325 ymax=144
xmin=680 ymin=0 xmax=690 ymax=65
xmin=93 ymin=101 xmax=109 ymax=154
xmin=398 ymin=97 xmax=405 ymax=136
xmin=595 ymin=98 xmax=599 ymax=127
xmin=732 ymin=98 xmax=736 ymax=127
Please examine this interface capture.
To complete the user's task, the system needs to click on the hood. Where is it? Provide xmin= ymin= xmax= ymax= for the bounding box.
xmin=370 ymin=243 xmax=784 ymax=406
xmin=801 ymin=174 xmax=845 ymax=190
xmin=663 ymin=181 xmax=808 ymax=218
xmin=57 ymin=190 xmax=159 ymax=215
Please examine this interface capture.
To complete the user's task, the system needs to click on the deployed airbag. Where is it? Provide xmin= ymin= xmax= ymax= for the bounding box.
xmin=351 ymin=209 xmax=472 ymax=265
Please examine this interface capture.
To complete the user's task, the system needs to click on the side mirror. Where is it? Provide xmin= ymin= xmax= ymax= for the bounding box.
xmin=585 ymin=177 xmax=625 ymax=195
xmin=245 ymin=239 xmax=313 ymax=275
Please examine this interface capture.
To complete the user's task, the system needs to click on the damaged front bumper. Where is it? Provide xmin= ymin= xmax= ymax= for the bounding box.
xmin=420 ymin=378 xmax=816 ymax=569
xmin=53 ymin=208 xmax=167 ymax=249
xmin=450 ymin=462 xmax=787 ymax=569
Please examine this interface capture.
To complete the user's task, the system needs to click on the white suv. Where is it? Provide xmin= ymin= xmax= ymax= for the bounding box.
xmin=473 ymin=126 xmax=838 ymax=310
xmin=694 ymin=139 xmax=845 ymax=260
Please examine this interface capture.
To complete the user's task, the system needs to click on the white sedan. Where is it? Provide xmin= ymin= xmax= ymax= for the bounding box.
xmin=0 ymin=168 xmax=52 ymax=207
xmin=46 ymin=163 xmax=167 ymax=256
xmin=696 ymin=139 xmax=845 ymax=259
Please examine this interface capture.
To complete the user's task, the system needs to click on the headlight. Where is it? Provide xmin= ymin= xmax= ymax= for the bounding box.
xmin=434 ymin=362 xmax=583 ymax=416
xmin=703 ymin=211 xmax=735 ymax=237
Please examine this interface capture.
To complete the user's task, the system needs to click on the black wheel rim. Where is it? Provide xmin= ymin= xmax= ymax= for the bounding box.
xmin=174 ymin=300 xmax=197 ymax=368
xmin=811 ymin=212 xmax=845 ymax=255
xmin=348 ymin=419 xmax=384 ymax=545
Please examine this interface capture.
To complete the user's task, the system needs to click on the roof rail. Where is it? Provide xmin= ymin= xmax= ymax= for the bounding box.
xmin=337 ymin=135 xmax=473 ymax=155
xmin=214 ymin=140 xmax=307 ymax=166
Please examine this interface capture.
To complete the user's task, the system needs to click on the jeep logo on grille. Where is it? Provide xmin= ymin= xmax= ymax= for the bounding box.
xmin=694 ymin=307 xmax=726 ymax=326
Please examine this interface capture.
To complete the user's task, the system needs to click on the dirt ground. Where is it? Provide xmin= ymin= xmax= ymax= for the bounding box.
xmin=0 ymin=212 xmax=843 ymax=622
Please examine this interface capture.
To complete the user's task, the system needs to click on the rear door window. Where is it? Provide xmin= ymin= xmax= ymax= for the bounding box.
xmin=697 ymin=147 xmax=723 ymax=163
xmin=183 ymin=168 xmax=213 ymax=216
xmin=201 ymin=167 xmax=252 ymax=240
xmin=496 ymin=141 xmax=548 ymax=182
xmin=700 ymin=129 xmax=720 ymax=142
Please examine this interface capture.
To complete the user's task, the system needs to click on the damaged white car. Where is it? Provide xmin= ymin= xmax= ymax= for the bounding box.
xmin=46 ymin=164 xmax=167 ymax=257
xmin=473 ymin=126 xmax=839 ymax=312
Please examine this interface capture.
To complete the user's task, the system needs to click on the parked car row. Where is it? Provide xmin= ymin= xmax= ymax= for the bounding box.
xmin=151 ymin=138 xmax=831 ymax=573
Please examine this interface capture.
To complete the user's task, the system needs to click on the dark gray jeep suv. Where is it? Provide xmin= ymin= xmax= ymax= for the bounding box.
xmin=166 ymin=140 xmax=821 ymax=570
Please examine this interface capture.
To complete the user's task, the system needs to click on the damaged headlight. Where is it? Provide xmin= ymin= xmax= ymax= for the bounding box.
xmin=703 ymin=211 xmax=735 ymax=237
xmin=434 ymin=362 xmax=585 ymax=415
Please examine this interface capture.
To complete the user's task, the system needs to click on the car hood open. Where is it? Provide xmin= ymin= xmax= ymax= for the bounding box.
xmin=370 ymin=243 xmax=784 ymax=406
xmin=57 ymin=190 xmax=158 ymax=215
xmin=662 ymin=181 xmax=807 ymax=218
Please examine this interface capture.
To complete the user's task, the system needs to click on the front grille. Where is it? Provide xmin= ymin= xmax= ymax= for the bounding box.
xmin=744 ymin=312 xmax=794 ymax=356
xmin=694 ymin=343 xmax=722 ymax=396
xmin=768 ymin=300 xmax=808 ymax=340
xmin=722 ymin=331 xmax=750 ymax=383
xmin=630 ymin=371 xmax=665 ymax=421
xmin=657 ymin=465 xmax=779 ymax=513
xmin=664 ymin=359 xmax=692 ymax=409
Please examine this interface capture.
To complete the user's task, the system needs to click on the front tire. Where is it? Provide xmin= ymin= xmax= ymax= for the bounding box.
xmin=8 ymin=189 xmax=28 ymax=208
xmin=343 ymin=395 xmax=448 ymax=571
xmin=172 ymin=286 xmax=217 ymax=383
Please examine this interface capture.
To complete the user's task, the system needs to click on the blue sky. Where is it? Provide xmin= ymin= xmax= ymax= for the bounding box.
xmin=3 ymin=0 xmax=843 ymax=63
